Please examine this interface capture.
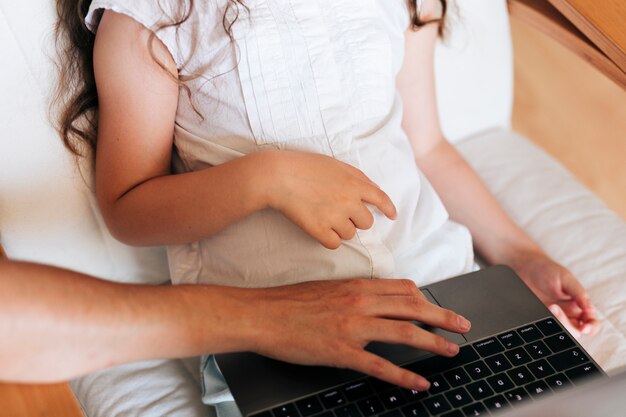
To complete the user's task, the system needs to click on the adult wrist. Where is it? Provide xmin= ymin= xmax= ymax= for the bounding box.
xmin=228 ymin=286 xmax=279 ymax=354
xmin=194 ymin=285 xmax=269 ymax=355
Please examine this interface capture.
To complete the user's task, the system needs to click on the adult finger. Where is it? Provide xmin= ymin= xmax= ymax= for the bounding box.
xmin=366 ymin=295 xmax=471 ymax=334
xmin=336 ymin=278 xmax=424 ymax=302
xmin=343 ymin=349 xmax=431 ymax=391
xmin=361 ymin=185 xmax=397 ymax=220
xmin=364 ymin=319 xmax=461 ymax=358
xmin=340 ymin=278 xmax=422 ymax=297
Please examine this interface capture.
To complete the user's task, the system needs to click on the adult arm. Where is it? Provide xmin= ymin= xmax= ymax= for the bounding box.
xmin=0 ymin=259 xmax=469 ymax=389
xmin=396 ymin=6 xmax=597 ymax=335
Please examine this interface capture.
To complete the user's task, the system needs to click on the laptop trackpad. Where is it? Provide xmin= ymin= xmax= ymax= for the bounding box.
xmin=366 ymin=289 xmax=467 ymax=366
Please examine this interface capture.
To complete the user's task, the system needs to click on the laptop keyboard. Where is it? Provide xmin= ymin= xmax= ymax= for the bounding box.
xmin=250 ymin=317 xmax=602 ymax=417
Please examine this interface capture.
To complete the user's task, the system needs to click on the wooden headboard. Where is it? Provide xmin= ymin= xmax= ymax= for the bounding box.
xmin=509 ymin=0 xmax=626 ymax=90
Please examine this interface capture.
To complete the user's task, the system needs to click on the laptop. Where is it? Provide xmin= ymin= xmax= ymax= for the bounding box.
xmin=215 ymin=265 xmax=606 ymax=417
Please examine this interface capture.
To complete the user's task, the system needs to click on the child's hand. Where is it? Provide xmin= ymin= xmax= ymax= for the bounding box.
xmin=506 ymin=249 xmax=600 ymax=338
xmin=260 ymin=150 xmax=397 ymax=249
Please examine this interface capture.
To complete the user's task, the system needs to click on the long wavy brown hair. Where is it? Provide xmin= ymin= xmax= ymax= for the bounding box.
xmin=52 ymin=0 xmax=447 ymax=159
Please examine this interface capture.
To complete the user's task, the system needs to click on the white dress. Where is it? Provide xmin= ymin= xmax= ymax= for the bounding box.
xmin=86 ymin=0 xmax=474 ymax=411
xmin=86 ymin=0 xmax=473 ymax=288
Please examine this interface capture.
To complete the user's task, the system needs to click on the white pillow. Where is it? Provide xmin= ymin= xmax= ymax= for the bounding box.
xmin=436 ymin=0 xmax=514 ymax=143
xmin=0 ymin=2 xmax=168 ymax=283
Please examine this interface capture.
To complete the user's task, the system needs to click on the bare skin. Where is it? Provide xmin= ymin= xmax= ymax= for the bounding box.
xmin=0 ymin=260 xmax=469 ymax=390
xmin=92 ymin=13 xmax=395 ymax=249
xmin=397 ymin=22 xmax=599 ymax=336
xmin=85 ymin=0 xmax=598 ymax=390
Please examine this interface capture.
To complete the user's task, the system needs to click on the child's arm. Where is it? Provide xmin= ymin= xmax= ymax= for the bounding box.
xmin=93 ymin=11 xmax=396 ymax=249
xmin=396 ymin=15 xmax=598 ymax=335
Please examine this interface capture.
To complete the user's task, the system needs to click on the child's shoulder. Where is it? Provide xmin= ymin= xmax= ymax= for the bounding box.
xmin=86 ymin=0 xmax=223 ymax=32
xmin=86 ymin=0 xmax=225 ymax=68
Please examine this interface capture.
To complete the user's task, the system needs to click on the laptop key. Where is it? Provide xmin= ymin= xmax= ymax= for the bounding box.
xmin=423 ymin=395 xmax=452 ymax=415
xmin=402 ymin=388 xmax=429 ymax=402
xmin=356 ymin=396 xmax=384 ymax=416
xmin=565 ymin=363 xmax=601 ymax=383
xmin=380 ymin=389 xmax=407 ymax=409
xmin=333 ymin=404 xmax=362 ymax=417
xmin=473 ymin=337 xmax=504 ymax=357
xmin=546 ymin=373 xmax=572 ymax=390
xmin=504 ymin=387 xmax=530 ymax=405
xmin=485 ymin=354 xmax=513 ymax=373
xmin=506 ymin=366 xmax=535 ymax=386
xmin=464 ymin=360 xmax=492 ymax=380
xmin=466 ymin=380 xmax=494 ymax=401
xmin=544 ymin=333 xmax=575 ymax=353
xmin=497 ymin=331 xmax=524 ymax=349
xmin=401 ymin=403 xmax=428 ymax=417
xmin=527 ymin=359 xmax=555 ymax=379
xmin=425 ymin=374 xmax=449 ymax=394
xmin=525 ymin=380 xmax=551 ymax=398
xmin=296 ymin=396 xmax=323 ymax=417
xmin=487 ymin=373 xmax=515 ymax=393
xmin=320 ymin=390 xmax=346 ymax=409
xmin=524 ymin=341 xmax=551 ymax=360
xmin=444 ymin=368 xmax=472 ymax=387
xmin=343 ymin=381 xmax=374 ymax=402
xmin=505 ymin=347 xmax=532 ymax=367
xmin=462 ymin=402 xmax=488 ymax=416
xmin=536 ymin=318 xmax=562 ymax=336
xmin=380 ymin=410 xmax=403 ymax=417
xmin=441 ymin=411 xmax=464 ymax=417
xmin=272 ymin=404 xmax=299 ymax=417
xmin=251 ymin=411 xmax=272 ymax=417
xmin=370 ymin=379 xmax=395 ymax=394
xmin=516 ymin=325 xmax=542 ymax=343
xmin=402 ymin=382 xmax=432 ymax=403
xmin=483 ymin=395 xmax=510 ymax=413
xmin=444 ymin=387 xmax=473 ymax=408
xmin=438 ymin=345 xmax=481 ymax=370
xmin=547 ymin=348 xmax=589 ymax=372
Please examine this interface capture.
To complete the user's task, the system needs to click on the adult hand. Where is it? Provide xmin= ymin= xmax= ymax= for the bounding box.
xmin=505 ymin=248 xmax=600 ymax=338
xmin=238 ymin=278 xmax=471 ymax=391
xmin=259 ymin=150 xmax=397 ymax=249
